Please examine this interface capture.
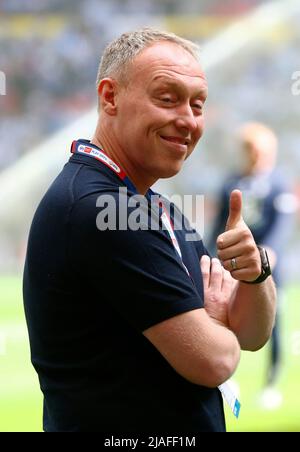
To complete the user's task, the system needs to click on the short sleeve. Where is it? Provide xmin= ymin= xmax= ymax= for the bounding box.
xmin=68 ymin=192 xmax=203 ymax=331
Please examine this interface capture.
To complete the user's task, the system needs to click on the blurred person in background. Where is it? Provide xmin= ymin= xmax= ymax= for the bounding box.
xmin=208 ymin=122 xmax=295 ymax=408
xmin=23 ymin=29 xmax=276 ymax=433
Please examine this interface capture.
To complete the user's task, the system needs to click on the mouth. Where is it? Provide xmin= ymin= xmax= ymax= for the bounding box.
xmin=160 ymin=136 xmax=190 ymax=147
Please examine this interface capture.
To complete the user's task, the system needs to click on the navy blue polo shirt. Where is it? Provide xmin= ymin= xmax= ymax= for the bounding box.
xmin=23 ymin=140 xmax=225 ymax=432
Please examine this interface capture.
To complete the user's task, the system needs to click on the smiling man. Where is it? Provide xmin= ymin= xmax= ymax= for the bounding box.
xmin=23 ymin=28 xmax=276 ymax=433
xmin=92 ymin=35 xmax=208 ymax=192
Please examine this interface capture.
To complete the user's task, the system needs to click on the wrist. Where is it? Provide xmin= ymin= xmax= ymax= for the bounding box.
xmin=242 ymin=246 xmax=272 ymax=284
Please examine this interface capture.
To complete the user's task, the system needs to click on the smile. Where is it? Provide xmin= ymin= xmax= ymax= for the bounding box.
xmin=160 ymin=136 xmax=190 ymax=146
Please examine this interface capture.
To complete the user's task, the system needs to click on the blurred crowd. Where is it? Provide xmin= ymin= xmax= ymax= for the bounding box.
xmin=0 ymin=0 xmax=272 ymax=170
xmin=0 ymin=0 xmax=299 ymax=276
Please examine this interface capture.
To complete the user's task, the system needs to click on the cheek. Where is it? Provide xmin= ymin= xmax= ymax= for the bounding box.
xmin=142 ymin=102 xmax=174 ymax=124
xmin=196 ymin=118 xmax=205 ymax=140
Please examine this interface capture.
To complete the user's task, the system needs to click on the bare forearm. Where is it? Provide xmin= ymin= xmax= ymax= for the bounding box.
xmin=206 ymin=318 xmax=241 ymax=386
xmin=144 ymin=308 xmax=241 ymax=388
xmin=228 ymin=277 xmax=276 ymax=351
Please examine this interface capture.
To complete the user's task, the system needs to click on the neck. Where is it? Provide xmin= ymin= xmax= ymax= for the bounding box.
xmin=91 ymin=131 xmax=155 ymax=195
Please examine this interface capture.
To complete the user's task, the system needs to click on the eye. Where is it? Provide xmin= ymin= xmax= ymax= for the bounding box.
xmin=192 ymin=102 xmax=203 ymax=110
xmin=161 ymin=97 xmax=174 ymax=103
xmin=192 ymin=103 xmax=203 ymax=114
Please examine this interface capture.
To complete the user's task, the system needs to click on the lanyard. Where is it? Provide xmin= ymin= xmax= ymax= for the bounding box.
xmin=159 ymin=204 xmax=190 ymax=275
xmin=71 ymin=139 xmax=137 ymax=193
xmin=71 ymin=139 xmax=189 ymax=275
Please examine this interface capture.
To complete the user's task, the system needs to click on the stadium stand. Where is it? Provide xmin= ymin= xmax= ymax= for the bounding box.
xmin=0 ymin=0 xmax=299 ymax=275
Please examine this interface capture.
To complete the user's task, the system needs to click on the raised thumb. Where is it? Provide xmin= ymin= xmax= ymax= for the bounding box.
xmin=226 ymin=189 xmax=243 ymax=231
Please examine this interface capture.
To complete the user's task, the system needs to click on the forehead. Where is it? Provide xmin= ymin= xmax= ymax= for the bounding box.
xmin=130 ymin=41 xmax=207 ymax=90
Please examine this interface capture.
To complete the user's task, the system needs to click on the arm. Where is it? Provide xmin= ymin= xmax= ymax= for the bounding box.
xmin=143 ymin=257 xmax=240 ymax=388
xmin=216 ymin=190 xmax=277 ymax=351
xmin=228 ymin=278 xmax=276 ymax=351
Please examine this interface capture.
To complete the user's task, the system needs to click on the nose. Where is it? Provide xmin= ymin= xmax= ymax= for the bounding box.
xmin=174 ymin=103 xmax=199 ymax=135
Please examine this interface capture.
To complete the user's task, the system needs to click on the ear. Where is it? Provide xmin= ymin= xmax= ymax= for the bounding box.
xmin=97 ymin=78 xmax=118 ymax=115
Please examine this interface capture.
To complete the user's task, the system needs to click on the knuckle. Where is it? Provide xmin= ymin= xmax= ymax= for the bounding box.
xmin=202 ymin=270 xmax=209 ymax=278
xmin=241 ymin=229 xmax=250 ymax=240
xmin=216 ymin=235 xmax=224 ymax=249
xmin=241 ymin=238 xmax=256 ymax=255
xmin=217 ymin=250 xmax=223 ymax=260
xmin=246 ymin=241 xmax=256 ymax=253
xmin=254 ymin=262 xmax=261 ymax=274
xmin=209 ymin=293 xmax=219 ymax=304
xmin=216 ymin=242 xmax=222 ymax=251
xmin=223 ymin=261 xmax=230 ymax=271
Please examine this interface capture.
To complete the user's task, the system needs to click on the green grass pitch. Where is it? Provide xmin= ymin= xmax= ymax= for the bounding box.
xmin=0 ymin=275 xmax=299 ymax=432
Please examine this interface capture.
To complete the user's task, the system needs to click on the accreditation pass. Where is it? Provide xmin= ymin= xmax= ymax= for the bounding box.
xmin=218 ymin=380 xmax=241 ymax=418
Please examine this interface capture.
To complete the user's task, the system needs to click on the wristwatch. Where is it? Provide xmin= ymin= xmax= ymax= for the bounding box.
xmin=243 ymin=246 xmax=272 ymax=284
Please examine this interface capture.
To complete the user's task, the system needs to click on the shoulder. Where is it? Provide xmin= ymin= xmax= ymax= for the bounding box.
xmin=68 ymin=188 xmax=175 ymax=252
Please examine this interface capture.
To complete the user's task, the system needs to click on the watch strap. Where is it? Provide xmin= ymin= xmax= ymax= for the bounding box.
xmin=242 ymin=246 xmax=272 ymax=284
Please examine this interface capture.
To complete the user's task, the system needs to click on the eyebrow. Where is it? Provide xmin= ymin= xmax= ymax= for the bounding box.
xmin=151 ymin=76 xmax=208 ymax=99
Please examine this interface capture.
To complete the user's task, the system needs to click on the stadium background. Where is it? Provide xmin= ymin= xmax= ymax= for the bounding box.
xmin=0 ymin=0 xmax=299 ymax=432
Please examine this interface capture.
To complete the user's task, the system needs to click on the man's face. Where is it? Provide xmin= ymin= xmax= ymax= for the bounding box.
xmin=114 ymin=42 xmax=208 ymax=181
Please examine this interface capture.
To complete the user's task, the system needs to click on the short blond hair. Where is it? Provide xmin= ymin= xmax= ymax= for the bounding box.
xmin=96 ymin=27 xmax=199 ymax=89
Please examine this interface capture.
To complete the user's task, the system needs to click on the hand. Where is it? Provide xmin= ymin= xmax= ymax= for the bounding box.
xmin=200 ymin=255 xmax=234 ymax=327
xmin=216 ymin=190 xmax=261 ymax=282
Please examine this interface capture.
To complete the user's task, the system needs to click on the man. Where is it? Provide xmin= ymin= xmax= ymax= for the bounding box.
xmin=209 ymin=122 xmax=294 ymax=406
xmin=23 ymin=29 xmax=276 ymax=432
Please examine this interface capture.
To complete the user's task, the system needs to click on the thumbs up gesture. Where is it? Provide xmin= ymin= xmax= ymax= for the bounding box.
xmin=216 ymin=190 xmax=261 ymax=282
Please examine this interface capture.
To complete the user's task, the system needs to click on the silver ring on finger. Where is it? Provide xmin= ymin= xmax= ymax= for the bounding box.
xmin=230 ymin=257 xmax=238 ymax=270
